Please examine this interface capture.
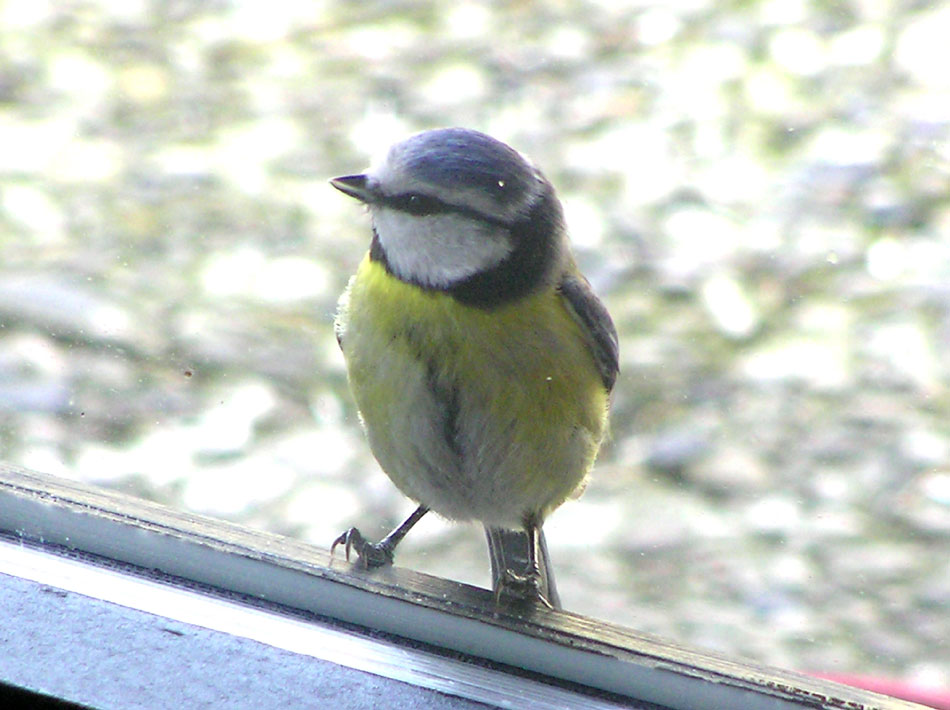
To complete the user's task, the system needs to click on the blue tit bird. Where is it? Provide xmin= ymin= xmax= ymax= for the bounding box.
xmin=330 ymin=127 xmax=618 ymax=608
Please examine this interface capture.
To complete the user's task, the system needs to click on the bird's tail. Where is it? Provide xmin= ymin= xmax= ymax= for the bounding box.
xmin=485 ymin=525 xmax=561 ymax=609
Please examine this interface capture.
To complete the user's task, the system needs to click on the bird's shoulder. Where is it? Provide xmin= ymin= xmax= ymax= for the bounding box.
xmin=556 ymin=272 xmax=619 ymax=392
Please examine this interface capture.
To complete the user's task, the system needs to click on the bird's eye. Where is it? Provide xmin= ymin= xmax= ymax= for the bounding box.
xmin=394 ymin=193 xmax=441 ymax=216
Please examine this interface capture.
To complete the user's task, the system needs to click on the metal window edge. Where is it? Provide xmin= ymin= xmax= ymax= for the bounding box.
xmin=0 ymin=463 xmax=927 ymax=710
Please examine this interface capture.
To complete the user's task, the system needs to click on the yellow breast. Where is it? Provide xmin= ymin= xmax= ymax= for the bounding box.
xmin=337 ymin=255 xmax=609 ymax=526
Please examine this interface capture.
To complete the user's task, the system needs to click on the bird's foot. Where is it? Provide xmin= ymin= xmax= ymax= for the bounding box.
xmin=494 ymin=567 xmax=554 ymax=609
xmin=331 ymin=527 xmax=395 ymax=569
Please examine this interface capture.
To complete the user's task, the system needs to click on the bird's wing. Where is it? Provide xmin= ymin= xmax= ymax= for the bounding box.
xmin=558 ymin=273 xmax=619 ymax=392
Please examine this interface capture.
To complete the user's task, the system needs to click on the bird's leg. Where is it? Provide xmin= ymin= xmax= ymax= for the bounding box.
xmin=332 ymin=504 xmax=429 ymax=569
xmin=487 ymin=513 xmax=560 ymax=609
xmin=496 ymin=522 xmax=552 ymax=609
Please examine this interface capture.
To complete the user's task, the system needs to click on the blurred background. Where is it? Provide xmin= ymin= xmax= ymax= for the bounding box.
xmin=1 ymin=0 xmax=948 ymax=693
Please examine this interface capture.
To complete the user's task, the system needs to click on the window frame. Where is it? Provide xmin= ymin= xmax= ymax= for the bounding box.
xmin=0 ymin=463 xmax=922 ymax=710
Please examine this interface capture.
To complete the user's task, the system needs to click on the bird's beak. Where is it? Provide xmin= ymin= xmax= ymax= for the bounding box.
xmin=329 ymin=174 xmax=376 ymax=204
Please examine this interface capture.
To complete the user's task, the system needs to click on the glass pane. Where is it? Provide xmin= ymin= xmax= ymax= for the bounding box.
xmin=2 ymin=1 xmax=947 ymax=701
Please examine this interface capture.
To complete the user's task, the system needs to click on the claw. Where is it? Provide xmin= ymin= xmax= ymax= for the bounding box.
xmin=330 ymin=527 xmax=358 ymax=562
xmin=332 ymin=506 xmax=428 ymax=571
xmin=331 ymin=527 xmax=395 ymax=568
xmin=494 ymin=567 xmax=554 ymax=609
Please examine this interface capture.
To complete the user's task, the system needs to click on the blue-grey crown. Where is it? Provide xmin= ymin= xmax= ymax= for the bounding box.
xmin=389 ymin=128 xmax=538 ymax=208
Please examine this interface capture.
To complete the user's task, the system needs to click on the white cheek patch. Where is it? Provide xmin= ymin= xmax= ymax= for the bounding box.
xmin=373 ymin=208 xmax=512 ymax=288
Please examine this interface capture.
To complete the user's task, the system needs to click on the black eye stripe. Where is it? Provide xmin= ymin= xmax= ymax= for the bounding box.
xmin=384 ymin=192 xmax=445 ymax=216
xmin=379 ymin=192 xmax=510 ymax=227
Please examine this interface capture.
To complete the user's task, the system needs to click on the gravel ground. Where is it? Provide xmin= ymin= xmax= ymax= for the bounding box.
xmin=1 ymin=0 xmax=948 ymax=693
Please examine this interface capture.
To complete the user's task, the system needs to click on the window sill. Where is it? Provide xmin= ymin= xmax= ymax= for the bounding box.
xmin=0 ymin=463 xmax=924 ymax=710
